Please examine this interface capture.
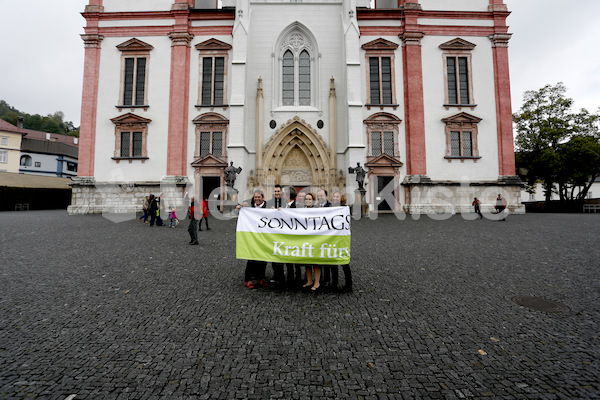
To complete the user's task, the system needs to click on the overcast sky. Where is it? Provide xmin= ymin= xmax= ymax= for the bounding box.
xmin=0 ymin=0 xmax=598 ymax=127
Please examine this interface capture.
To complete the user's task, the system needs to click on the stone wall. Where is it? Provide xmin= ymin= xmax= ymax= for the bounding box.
xmin=68 ymin=177 xmax=190 ymax=215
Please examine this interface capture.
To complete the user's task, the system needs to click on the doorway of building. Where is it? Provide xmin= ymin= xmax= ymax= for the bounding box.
xmin=201 ymin=176 xmax=221 ymax=210
xmin=376 ymin=176 xmax=394 ymax=211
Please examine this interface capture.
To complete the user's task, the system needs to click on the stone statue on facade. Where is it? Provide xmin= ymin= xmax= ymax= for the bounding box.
xmin=224 ymin=161 xmax=242 ymax=189
xmin=348 ymin=162 xmax=366 ymax=190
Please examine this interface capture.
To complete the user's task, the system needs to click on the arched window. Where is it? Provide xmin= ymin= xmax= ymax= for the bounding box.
xmin=275 ymin=25 xmax=318 ymax=108
xmin=20 ymin=155 xmax=32 ymax=166
xmin=299 ymin=50 xmax=311 ymax=105
xmin=282 ymin=50 xmax=295 ymax=106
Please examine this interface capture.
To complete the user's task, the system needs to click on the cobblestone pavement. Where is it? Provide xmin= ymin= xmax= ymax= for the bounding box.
xmin=1 ymin=210 xmax=599 ymax=399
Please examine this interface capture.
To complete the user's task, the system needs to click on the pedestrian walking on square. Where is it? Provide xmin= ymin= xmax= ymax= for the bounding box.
xmin=495 ymin=194 xmax=507 ymax=221
xmin=188 ymin=197 xmax=199 ymax=245
xmin=139 ymin=195 xmax=150 ymax=223
xmin=156 ymin=194 xmax=165 ymax=227
xmin=169 ymin=207 xmax=178 ymax=228
xmin=148 ymin=194 xmax=158 ymax=227
xmin=472 ymin=197 xmax=483 ymax=219
xmin=199 ymin=196 xmax=210 ymax=231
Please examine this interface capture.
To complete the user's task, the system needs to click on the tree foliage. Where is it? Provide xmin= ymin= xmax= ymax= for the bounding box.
xmin=0 ymin=100 xmax=79 ymax=137
xmin=514 ymin=83 xmax=600 ymax=204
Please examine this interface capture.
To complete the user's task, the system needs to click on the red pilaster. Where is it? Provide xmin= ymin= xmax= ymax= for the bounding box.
xmin=400 ymin=30 xmax=427 ymax=176
xmin=490 ymin=33 xmax=515 ymax=176
xmin=78 ymin=6 xmax=103 ymax=177
xmin=167 ymin=4 xmax=193 ymax=176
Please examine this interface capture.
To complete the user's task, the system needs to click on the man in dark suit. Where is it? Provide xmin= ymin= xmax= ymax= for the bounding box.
xmin=316 ymin=189 xmax=334 ymax=289
xmin=282 ymin=186 xmax=301 ymax=287
xmin=266 ymin=184 xmax=285 ymax=285
xmin=317 ymin=189 xmax=332 ymax=208
xmin=266 ymin=184 xmax=284 ymax=209
xmin=240 ymin=190 xmax=268 ymax=289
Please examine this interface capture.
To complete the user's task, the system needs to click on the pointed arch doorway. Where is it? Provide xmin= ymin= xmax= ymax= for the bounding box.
xmin=258 ymin=117 xmax=335 ymax=191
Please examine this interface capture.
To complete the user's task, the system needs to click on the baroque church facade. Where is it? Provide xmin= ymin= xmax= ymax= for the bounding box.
xmin=69 ymin=0 xmax=524 ymax=215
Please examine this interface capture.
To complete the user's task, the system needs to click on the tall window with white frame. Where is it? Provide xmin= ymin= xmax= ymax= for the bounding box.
xmin=439 ymin=38 xmax=476 ymax=108
xmin=362 ymin=38 xmax=399 ymax=109
xmin=192 ymin=113 xmax=229 ymax=160
xmin=201 ymin=57 xmax=225 ymax=106
xmin=371 ymin=131 xmax=395 ymax=157
xmin=196 ymin=39 xmax=231 ymax=109
xmin=442 ymin=112 xmax=482 ymax=162
xmin=110 ymin=114 xmax=151 ymax=162
xmin=199 ymin=131 xmax=223 ymax=157
xmin=280 ymin=32 xmax=312 ymax=107
xmin=116 ymin=39 xmax=154 ymax=109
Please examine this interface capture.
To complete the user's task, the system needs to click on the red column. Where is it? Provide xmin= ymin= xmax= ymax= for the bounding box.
xmin=401 ymin=31 xmax=427 ymax=176
xmin=490 ymin=33 xmax=516 ymax=176
xmin=78 ymin=33 xmax=103 ymax=177
xmin=166 ymin=5 xmax=193 ymax=176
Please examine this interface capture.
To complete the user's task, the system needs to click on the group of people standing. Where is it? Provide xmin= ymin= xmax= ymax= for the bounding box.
xmin=237 ymin=185 xmax=353 ymax=293
xmin=139 ymin=193 xmax=179 ymax=228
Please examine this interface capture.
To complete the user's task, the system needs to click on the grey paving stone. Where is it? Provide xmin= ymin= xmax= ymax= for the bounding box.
xmin=0 ymin=211 xmax=599 ymax=399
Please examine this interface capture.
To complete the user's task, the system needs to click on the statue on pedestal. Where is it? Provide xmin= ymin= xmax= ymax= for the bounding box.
xmin=224 ymin=161 xmax=242 ymax=189
xmin=348 ymin=162 xmax=366 ymax=190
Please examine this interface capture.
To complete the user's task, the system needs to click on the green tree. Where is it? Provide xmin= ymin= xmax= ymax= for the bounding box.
xmin=514 ymin=83 xmax=600 ymax=206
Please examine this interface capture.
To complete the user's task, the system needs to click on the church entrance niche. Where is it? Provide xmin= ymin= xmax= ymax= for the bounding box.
xmin=280 ymin=145 xmax=312 ymax=188
xmin=260 ymin=117 xmax=333 ymax=192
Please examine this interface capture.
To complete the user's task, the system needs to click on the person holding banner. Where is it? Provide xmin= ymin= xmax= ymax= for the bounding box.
xmin=283 ymin=186 xmax=302 ymax=288
xmin=236 ymin=193 xmax=351 ymax=292
xmin=267 ymin=185 xmax=285 ymax=286
xmin=331 ymin=191 xmax=353 ymax=292
xmin=302 ymin=193 xmax=322 ymax=291
xmin=317 ymin=189 xmax=334 ymax=290
xmin=238 ymin=190 xmax=268 ymax=289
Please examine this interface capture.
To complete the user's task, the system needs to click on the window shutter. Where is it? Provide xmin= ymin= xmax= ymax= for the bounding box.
xmin=202 ymin=57 xmax=213 ymax=105
xmin=446 ymin=57 xmax=458 ymax=104
xmin=212 ymin=132 xmax=222 ymax=157
xmin=214 ymin=57 xmax=224 ymax=105
xmin=299 ymin=50 xmax=311 ymax=106
xmin=282 ymin=51 xmax=294 ymax=106
xmin=372 ymin=131 xmax=382 ymax=156
xmin=133 ymin=132 xmax=143 ymax=157
xmin=135 ymin=58 xmax=146 ymax=105
xmin=458 ymin=57 xmax=469 ymax=105
xmin=450 ymin=131 xmax=461 ymax=156
xmin=381 ymin=57 xmax=392 ymax=104
xmin=121 ymin=132 xmax=131 ymax=157
xmin=123 ymin=58 xmax=135 ymax=105
xmin=462 ymin=131 xmax=472 ymax=156
xmin=383 ymin=131 xmax=394 ymax=156
xmin=200 ymin=131 xmax=211 ymax=157
xmin=369 ymin=58 xmax=381 ymax=104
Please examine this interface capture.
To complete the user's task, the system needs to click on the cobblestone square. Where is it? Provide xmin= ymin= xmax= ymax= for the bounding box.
xmin=1 ymin=211 xmax=599 ymax=399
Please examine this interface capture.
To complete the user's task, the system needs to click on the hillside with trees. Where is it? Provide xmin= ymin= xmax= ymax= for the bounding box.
xmin=0 ymin=100 xmax=79 ymax=137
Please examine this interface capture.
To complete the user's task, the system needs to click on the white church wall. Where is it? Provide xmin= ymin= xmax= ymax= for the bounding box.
xmin=94 ymin=35 xmax=173 ymax=182
xmin=247 ymin=2 xmax=346 ymax=153
xmin=421 ymin=34 xmax=500 ymax=182
xmin=102 ymin=0 xmax=173 ymax=13
xmin=419 ymin=0 xmax=488 ymax=12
